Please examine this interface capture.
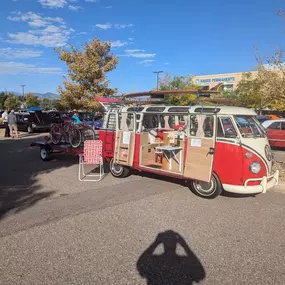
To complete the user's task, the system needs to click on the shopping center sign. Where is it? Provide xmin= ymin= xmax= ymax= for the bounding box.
xmin=195 ymin=76 xmax=235 ymax=84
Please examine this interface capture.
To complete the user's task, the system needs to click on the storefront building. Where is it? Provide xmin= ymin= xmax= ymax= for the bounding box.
xmin=192 ymin=71 xmax=257 ymax=91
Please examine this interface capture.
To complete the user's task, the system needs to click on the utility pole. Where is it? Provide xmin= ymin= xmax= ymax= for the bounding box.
xmin=20 ymin=85 xmax=26 ymax=109
xmin=153 ymin=71 xmax=163 ymax=90
xmin=20 ymin=85 xmax=26 ymax=98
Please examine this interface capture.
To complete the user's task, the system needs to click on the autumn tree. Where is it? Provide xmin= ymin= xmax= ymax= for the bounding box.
xmin=4 ymin=93 xmax=21 ymax=110
xmin=25 ymin=93 xmax=40 ymax=108
xmin=56 ymin=38 xmax=118 ymax=111
xmin=159 ymin=73 xmax=200 ymax=105
xmin=234 ymin=73 xmax=266 ymax=113
xmin=255 ymin=50 xmax=285 ymax=110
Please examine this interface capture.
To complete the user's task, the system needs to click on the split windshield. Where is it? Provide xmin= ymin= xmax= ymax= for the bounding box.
xmin=234 ymin=115 xmax=265 ymax=138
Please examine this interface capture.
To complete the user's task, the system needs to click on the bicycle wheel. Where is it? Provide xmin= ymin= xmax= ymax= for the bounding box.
xmin=82 ymin=126 xmax=96 ymax=142
xmin=69 ymin=127 xmax=82 ymax=148
xmin=50 ymin=124 xmax=62 ymax=145
xmin=63 ymin=123 xmax=74 ymax=143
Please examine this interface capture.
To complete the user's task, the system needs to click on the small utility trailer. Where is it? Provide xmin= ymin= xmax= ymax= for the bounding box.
xmin=31 ymin=141 xmax=83 ymax=161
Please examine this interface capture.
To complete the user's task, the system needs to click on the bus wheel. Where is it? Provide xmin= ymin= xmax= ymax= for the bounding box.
xmin=109 ymin=158 xmax=131 ymax=178
xmin=189 ymin=173 xmax=222 ymax=199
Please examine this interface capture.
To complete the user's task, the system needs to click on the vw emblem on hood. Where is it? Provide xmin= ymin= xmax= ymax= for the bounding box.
xmin=265 ymin=145 xmax=272 ymax=161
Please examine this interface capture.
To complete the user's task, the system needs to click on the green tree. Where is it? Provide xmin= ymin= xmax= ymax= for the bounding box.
xmin=159 ymin=73 xmax=200 ymax=105
xmin=235 ymin=73 xmax=266 ymax=114
xmin=56 ymin=38 xmax=118 ymax=111
xmin=0 ymin=92 xmax=8 ymax=109
xmin=25 ymin=93 xmax=40 ymax=108
xmin=4 ymin=93 xmax=21 ymax=110
xmin=255 ymin=50 xmax=285 ymax=110
xmin=39 ymin=98 xmax=60 ymax=110
xmin=159 ymin=73 xmax=199 ymax=91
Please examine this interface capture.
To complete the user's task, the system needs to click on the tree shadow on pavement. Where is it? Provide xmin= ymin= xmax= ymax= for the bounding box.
xmin=0 ymin=137 xmax=77 ymax=220
xmin=137 ymin=230 xmax=206 ymax=285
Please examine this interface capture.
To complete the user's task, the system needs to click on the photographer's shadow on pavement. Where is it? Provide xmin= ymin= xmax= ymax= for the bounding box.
xmin=137 ymin=230 xmax=205 ymax=285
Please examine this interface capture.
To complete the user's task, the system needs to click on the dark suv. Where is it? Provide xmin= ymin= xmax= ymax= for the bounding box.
xmin=16 ymin=111 xmax=51 ymax=133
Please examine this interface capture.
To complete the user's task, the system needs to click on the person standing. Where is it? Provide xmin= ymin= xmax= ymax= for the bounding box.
xmin=1 ymin=109 xmax=10 ymax=137
xmin=8 ymin=110 xmax=18 ymax=138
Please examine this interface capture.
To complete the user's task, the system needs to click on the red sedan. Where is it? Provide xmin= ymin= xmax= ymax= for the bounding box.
xmin=262 ymin=119 xmax=285 ymax=148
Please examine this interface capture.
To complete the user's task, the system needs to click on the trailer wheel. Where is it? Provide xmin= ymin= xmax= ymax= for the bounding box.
xmin=189 ymin=173 xmax=222 ymax=199
xmin=109 ymin=158 xmax=131 ymax=178
xmin=40 ymin=147 xmax=51 ymax=161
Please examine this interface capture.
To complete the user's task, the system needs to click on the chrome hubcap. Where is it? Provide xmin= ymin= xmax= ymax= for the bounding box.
xmin=111 ymin=160 xmax=123 ymax=174
xmin=194 ymin=179 xmax=215 ymax=196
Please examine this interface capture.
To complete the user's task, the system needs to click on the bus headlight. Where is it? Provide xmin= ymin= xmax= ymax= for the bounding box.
xmin=250 ymin=162 xmax=261 ymax=174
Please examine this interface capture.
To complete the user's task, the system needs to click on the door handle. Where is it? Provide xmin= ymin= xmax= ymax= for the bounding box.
xmin=207 ymin=147 xmax=215 ymax=155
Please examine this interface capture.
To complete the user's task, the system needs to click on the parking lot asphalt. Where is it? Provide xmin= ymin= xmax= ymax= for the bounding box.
xmin=1 ymin=134 xmax=285 ymax=285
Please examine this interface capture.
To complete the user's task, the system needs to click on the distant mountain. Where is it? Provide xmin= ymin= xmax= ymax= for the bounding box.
xmin=34 ymin=92 xmax=59 ymax=99
xmin=1 ymin=91 xmax=59 ymax=99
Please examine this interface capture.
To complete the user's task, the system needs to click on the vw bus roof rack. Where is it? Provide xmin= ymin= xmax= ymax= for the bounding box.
xmin=123 ymin=89 xmax=221 ymax=105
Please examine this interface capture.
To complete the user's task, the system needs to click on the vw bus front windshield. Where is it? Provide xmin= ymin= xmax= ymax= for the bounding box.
xmin=234 ymin=115 xmax=265 ymax=138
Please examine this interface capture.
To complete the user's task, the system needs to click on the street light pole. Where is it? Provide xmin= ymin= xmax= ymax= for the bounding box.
xmin=153 ymin=71 xmax=163 ymax=90
xmin=20 ymin=85 xmax=26 ymax=109
xmin=20 ymin=85 xmax=26 ymax=99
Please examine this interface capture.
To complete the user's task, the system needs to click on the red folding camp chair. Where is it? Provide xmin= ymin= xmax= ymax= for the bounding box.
xmin=78 ymin=140 xmax=104 ymax=181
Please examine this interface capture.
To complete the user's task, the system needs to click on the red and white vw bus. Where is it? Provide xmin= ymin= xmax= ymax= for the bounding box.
xmin=98 ymin=104 xmax=279 ymax=199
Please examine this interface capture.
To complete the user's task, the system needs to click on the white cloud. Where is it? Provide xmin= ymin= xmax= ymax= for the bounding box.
xmin=111 ymin=40 xmax=128 ymax=48
xmin=6 ymin=12 xmax=73 ymax=47
xmin=126 ymin=53 xmax=156 ymax=58
xmin=106 ymin=6 xmax=112 ymax=8
xmin=76 ymin=31 xmax=88 ymax=35
xmin=114 ymin=24 xmax=134 ymax=29
xmin=263 ymin=63 xmax=285 ymax=70
xmin=95 ymin=23 xmax=112 ymax=30
xmin=39 ymin=0 xmax=67 ymax=9
xmin=140 ymin=60 xmax=155 ymax=64
xmin=128 ymin=37 xmax=134 ymax=41
xmin=164 ymin=62 xmax=170 ymax=65
xmin=85 ymin=0 xmax=97 ymax=2
xmin=125 ymin=49 xmax=145 ymax=53
xmin=0 ymin=48 xmax=43 ymax=59
xmin=95 ymin=23 xmax=134 ymax=30
xmin=0 ymin=61 xmax=61 ymax=75
xmin=68 ymin=5 xmax=83 ymax=11
xmin=7 ymin=12 xmax=65 ymax=28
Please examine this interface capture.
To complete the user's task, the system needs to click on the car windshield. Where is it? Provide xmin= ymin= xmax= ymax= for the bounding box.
xmin=234 ymin=115 xmax=265 ymax=138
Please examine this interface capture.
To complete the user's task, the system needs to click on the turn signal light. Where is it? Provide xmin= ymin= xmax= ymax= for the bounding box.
xmin=245 ymin=152 xmax=253 ymax=159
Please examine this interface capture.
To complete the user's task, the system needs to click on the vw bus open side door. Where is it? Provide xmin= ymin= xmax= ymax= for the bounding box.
xmin=114 ymin=112 xmax=136 ymax=166
xmin=183 ymin=113 xmax=217 ymax=182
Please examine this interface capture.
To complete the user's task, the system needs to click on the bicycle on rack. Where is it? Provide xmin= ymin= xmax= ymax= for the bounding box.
xmin=50 ymin=121 xmax=96 ymax=148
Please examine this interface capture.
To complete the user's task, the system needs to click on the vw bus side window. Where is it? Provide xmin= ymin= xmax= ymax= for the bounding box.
xmin=118 ymin=113 xmax=136 ymax=132
xmin=218 ymin=117 xmax=238 ymax=138
xmin=189 ymin=115 xmax=214 ymax=137
xmin=142 ymin=114 xmax=159 ymax=130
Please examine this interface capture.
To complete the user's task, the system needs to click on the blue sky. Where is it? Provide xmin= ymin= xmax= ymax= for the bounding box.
xmin=0 ymin=0 xmax=284 ymax=95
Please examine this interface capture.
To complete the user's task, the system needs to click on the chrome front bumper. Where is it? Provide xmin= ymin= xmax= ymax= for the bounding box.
xmin=222 ymin=170 xmax=279 ymax=194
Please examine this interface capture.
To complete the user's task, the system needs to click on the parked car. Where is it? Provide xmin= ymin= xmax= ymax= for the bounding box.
xmin=16 ymin=111 xmax=51 ymax=133
xmin=79 ymin=112 xmax=103 ymax=129
xmin=256 ymin=115 xmax=270 ymax=124
xmin=46 ymin=111 xmax=64 ymax=124
xmin=262 ymin=119 xmax=285 ymax=148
